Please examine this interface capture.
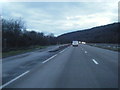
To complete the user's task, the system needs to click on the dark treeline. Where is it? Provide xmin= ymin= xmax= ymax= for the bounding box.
xmin=2 ymin=18 xmax=119 ymax=52
xmin=2 ymin=18 xmax=57 ymax=52
xmin=57 ymin=23 xmax=120 ymax=44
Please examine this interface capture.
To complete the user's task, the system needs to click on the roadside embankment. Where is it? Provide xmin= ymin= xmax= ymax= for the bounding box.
xmin=87 ymin=43 xmax=120 ymax=52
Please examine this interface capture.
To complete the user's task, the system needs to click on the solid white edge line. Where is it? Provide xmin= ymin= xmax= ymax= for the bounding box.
xmin=42 ymin=54 xmax=57 ymax=64
xmin=59 ymin=46 xmax=69 ymax=54
xmin=42 ymin=46 xmax=69 ymax=64
xmin=0 ymin=70 xmax=30 ymax=89
xmin=59 ymin=49 xmax=65 ymax=54
xmin=92 ymin=59 xmax=99 ymax=64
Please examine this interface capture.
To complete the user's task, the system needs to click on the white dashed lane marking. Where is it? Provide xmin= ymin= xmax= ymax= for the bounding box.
xmin=85 ymin=51 xmax=87 ymax=53
xmin=92 ymin=59 xmax=99 ymax=64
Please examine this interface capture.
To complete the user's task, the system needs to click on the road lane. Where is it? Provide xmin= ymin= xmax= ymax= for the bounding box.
xmin=81 ymin=44 xmax=118 ymax=76
xmin=6 ymin=46 xmax=73 ymax=88
xmin=2 ymin=45 xmax=61 ymax=84
xmin=56 ymin=46 xmax=100 ymax=88
xmin=80 ymin=44 xmax=118 ymax=87
xmin=4 ymin=44 xmax=118 ymax=88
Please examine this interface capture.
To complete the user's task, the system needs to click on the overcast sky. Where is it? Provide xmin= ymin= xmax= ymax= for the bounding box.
xmin=1 ymin=1 xmax=118 ymax=36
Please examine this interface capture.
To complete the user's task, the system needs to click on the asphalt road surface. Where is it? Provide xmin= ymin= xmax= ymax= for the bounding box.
xmin=2 ymin=44 xmax=118 ymax=88
xmin=2 ymin=45 xmax=60 ymax=84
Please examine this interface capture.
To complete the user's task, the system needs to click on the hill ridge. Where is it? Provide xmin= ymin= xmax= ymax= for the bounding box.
xmin=57 ymin=23 xmax=120 ymax=43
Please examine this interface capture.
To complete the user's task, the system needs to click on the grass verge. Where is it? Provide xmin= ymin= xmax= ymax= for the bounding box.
xmin=2 ymin=46 xmax=47 ymax=58
xmin=88 ymin=44 xmax=120 ymax=52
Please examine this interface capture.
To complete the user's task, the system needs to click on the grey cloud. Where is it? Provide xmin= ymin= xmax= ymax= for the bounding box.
xmin=2 ymin=2 xmax=118 ymax=36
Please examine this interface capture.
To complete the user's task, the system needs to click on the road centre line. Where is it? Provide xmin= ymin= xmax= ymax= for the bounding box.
xmin=85 ymin=51 xmax=87 ymax=53
xmin=81 ymin=47 xmax=83 ymax=50
xmin=0 ymin=70 xmax=30 ymax=89
xmin=42 ymin=54 xmax=57 ymax=64
xmin=92 ymin=59 xmax=99 ymax=64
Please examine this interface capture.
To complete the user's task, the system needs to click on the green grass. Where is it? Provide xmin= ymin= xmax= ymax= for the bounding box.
xmin=2 ymin=46 xmax=47 ymax=58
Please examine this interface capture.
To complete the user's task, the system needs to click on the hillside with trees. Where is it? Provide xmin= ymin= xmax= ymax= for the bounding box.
xmin=2 ymin=18 xmax=57 ymax=52
xmin=57 ymin=23 xmax=120 ymax=44
xmin=2 ymin=18 xmax=119 ymax=52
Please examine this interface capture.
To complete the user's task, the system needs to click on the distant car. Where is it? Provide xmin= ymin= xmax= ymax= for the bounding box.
xmin=82 ymin=42 xmax=86 ymax=44
xmin=79 ymin=41 xmax=81 ymax=44
xmin=72 ymin=41 xmax=79 ymax=47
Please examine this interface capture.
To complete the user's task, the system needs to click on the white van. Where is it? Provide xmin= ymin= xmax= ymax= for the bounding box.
xmin=72 ymin=41 xmax=79 ymax=47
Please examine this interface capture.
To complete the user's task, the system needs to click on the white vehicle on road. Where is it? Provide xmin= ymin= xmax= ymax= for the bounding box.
xmin=82 ymin=42 xmax=86 ymax=44
xmin=72 ymin=41 xmax=79 ymax=47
